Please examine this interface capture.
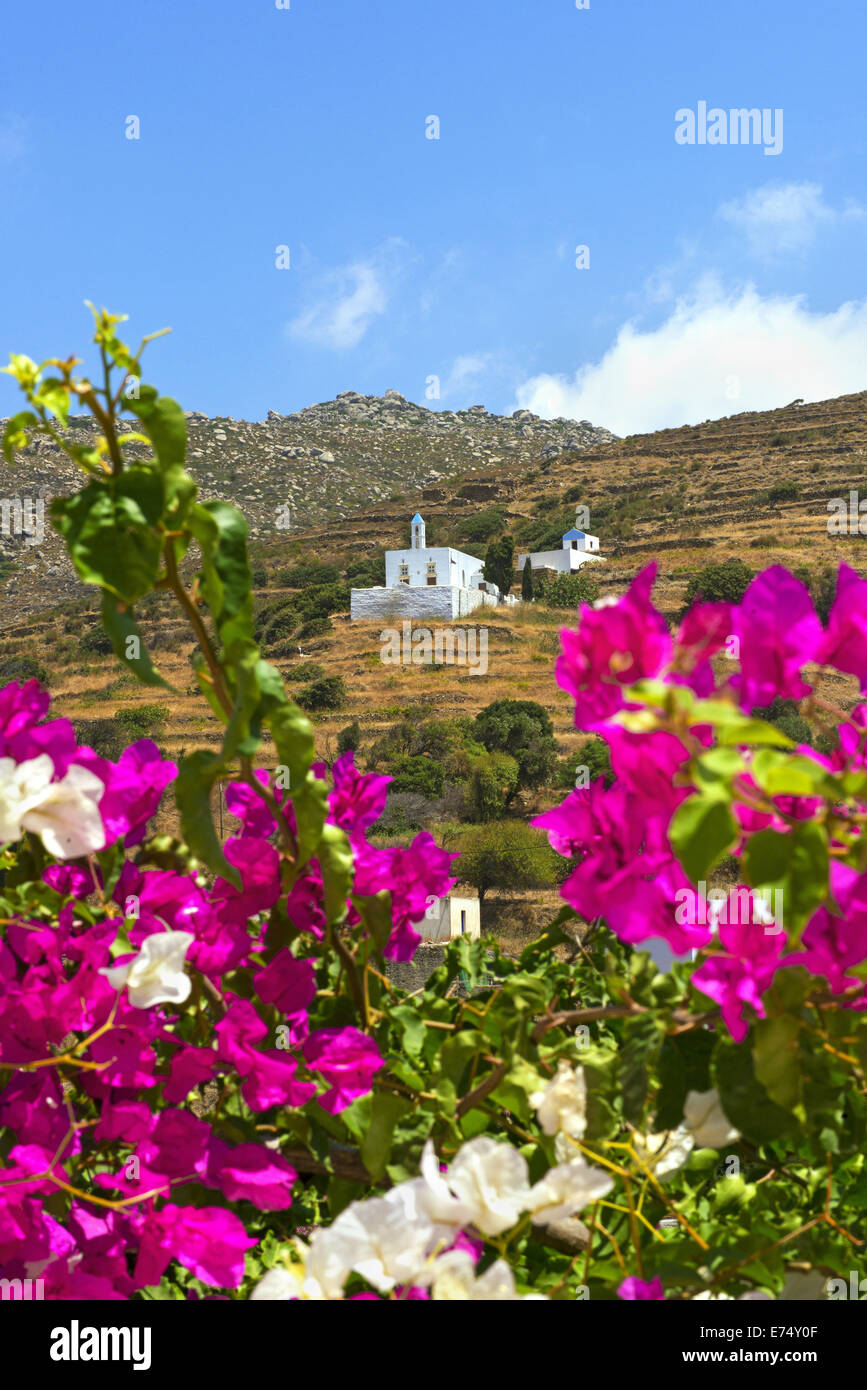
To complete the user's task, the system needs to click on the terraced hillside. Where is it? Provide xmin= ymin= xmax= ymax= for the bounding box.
xmin=0 ymin=391 xmax=614 ymax=620
xmin=1 ymin=388 xmax=865 ymax=829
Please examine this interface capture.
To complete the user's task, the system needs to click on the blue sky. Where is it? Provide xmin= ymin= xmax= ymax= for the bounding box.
xmin=1 ymin=0 xmax=866 ymax=434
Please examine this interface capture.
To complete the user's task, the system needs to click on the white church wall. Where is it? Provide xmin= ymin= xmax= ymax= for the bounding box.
xmin=385 ymin=545 xmax=485 ymax=590
xmin=350 ymin=585 xmax=496 ymax=621
xmin=516 ymin=549 xmax=604 ymax=574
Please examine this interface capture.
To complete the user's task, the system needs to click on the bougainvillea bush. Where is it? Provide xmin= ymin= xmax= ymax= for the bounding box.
xmin=1 ymin=309 xmax=866 ymax=1301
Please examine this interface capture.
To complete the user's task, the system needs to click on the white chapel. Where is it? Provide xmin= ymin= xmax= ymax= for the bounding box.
xmin=350 ymin=512 xmax=511 ymax=620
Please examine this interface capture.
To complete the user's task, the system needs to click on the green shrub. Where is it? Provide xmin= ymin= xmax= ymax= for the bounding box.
xmin=79 ymin=627 xmax=114 ymax=656
xmin=345 ymin=552 xmax=386 ymax=587
xmin=453 ymin=509 xmax=507 ymax=544
xmin=387 ymin=754 xmax=445 ymax=799
xmin=74 ymin=717 xmax=125 ymax=760
xmin=337 ymin=720 xmax=362 ymax=756
xmin=767 ymin=481 xmax=799 ymax=504
xmin=683 ymin=558 xmax=753 ymax=614
xmin=114 ymin=703 xmax=170 ymax=741
xmin=297 ymin=675 xmax=347 ymax=711
xmin=539 ymin=569 xmax=600 ymax=609
xmin=752 ymin=698 xmax=813 ymax=747
xmin=284 ymin=661 xmax=326 ymax=683
xmin=277 ymin=561 xmax=340 ymax=588
xmin=298 ymin=616 xmax=331 ymax=639
xmin=296 ymin=583 xmax=350 ymax=622
xmin=0 ymin=654 xmax=49 ymax=686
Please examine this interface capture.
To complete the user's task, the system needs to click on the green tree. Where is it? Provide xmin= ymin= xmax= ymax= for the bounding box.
xmin=468 ymin=750 xmax=520 ymax=821
xmin=482 ymin=534 xmax=515 ymax=595
xmin=520 ymin=558 xmax=534 ymax=601
xmin=457 ymin=821 xmax=561 ymax=905
xmin=387 ymin=754 xmax=445 ymax=799
xmin=554 ymin=735 xmax=613 ymax=789
xmin=473 ymin=698 xmax=556 ymax=800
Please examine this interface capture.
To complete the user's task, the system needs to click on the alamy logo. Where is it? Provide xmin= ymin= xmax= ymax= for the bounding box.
xmin=0 ymin=1277 xmax=44 ymax=1299
xmin=675 ymin=103 xmax=783 ymax=156
xmin=0 ymin=496 xmax=44 ymax=547
xmin=380 ymin=621 xmax=488 ymax=676
xmin=50 ymin=1320 xmax=152 ymax=1371
xmin=826 ymin=1272 xmax=867 ymax=1299
xmin=674 ymin=882 xmax=784 ymax=934
xmin=827 ymin=490 xmax=867 ymax=534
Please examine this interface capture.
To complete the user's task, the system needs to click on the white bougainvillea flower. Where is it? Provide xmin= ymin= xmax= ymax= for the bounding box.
xmin=416 ymin=1140 xmax=477 ymax=1228
xmin=530 ymin=1061 xmax=587 ymax=1140
xmin=100 ymin=930 xmax=195 ymax=1009
xmin=528 ymin=1158 xmax=613 ymax=1224
xmin=306 ymin=1180 xmax=450 ymax=1295
xmin=0 ymin=754 xmax=105 ymax=858
xmin=430 ymin=1250 xmax=547 ymax=1301
xmin=250 ymin=1265 xmax=309 ymax=1300
xmin=683 ymin=1088 xmax=741 ymax=1148
xmin=445 ymin=1137 xmax=533 ymax=1236
xmin=632 ymin=1124 xmax=694 ymax=1180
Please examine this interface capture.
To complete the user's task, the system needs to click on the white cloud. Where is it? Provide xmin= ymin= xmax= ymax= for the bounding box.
xmin=288 ymin=261 xmax=387 ymax=350
xmin=718 ymin=182 xmax=864 ymax=258
xmin=442 ymin=353 xmax=494 ymax=397
xmin=514 ymin=278 xmax=867 ymax=435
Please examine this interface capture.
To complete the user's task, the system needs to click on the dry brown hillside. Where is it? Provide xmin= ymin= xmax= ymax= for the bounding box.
xmin=1 ymin=388 xmax=865 ymax=791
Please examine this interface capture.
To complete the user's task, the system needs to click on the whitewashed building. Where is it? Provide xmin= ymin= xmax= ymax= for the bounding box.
xmin=351 ymin=511 xmax=508 ymax=620
xmin=418 ymin=894 xmax=481 ymax=944
xmin=517 ymin=527 xmax=604 ymax=577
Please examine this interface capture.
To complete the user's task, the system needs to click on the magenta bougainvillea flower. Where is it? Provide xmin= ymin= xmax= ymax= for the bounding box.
xmin=732 ymin=566 xmax=823 ymax=710
xmin=820 ymin=563 xmax=867 ymax=690
xmin=557 ymin=564 xmax=672 ymax=728
xmin=617 ymin=1275 xmax=664 ymax=1300
xmin=302 ymin=1026 xmax=386 ymax=1114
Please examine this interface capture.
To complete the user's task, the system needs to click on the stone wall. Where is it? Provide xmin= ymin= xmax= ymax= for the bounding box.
xmin=385 ymin=944 xmax=446 ymax=993
xmin=350 ymin=585 xmax=497 ymax=621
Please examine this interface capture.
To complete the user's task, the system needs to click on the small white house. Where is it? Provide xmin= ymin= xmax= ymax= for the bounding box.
xmin=517 ymin=527 xmax=604 ymax=576
xmin=418 ymin=894 xmax=481 ymax=943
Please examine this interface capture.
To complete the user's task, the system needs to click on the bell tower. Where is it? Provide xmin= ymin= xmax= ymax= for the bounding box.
xmin=411 ymin=512 xmax=426 ymax=550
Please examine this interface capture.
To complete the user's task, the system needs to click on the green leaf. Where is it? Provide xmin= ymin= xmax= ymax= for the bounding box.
xmin=753 ymin=1015 xmax=803 ymax=1115
xmin=359 ymin=1092 xmax=412 ymax=1182
xmin=188 ymin=500 xmax=253 ymax=649
xmin=619 ymin=1015 xmax=666 ymax=1124
xmin=389 ymin=1005 xmax=426 ymax=1061
xmin=352 ymin=891 xmax=393 ymax=954
xmin=51 ymin=472 xmax=164 ymax=603
xmin=101 ymin=591 xmax=172 ymax=688
xmin=317 ymin=822 xmax=353 ymax=924
xmin=669 ymin=795 xmax=738 ymax=882
xmin=742 ymin=823 xmax=828 ymax=935
xmin=175 ymin=750 xmax=240 ymax=887
xmin=126 ymin=385 xmax=186 ymax=472
xmin=2 ymin=410 xmax=40 ymax=463
xmin=713 ymin=1038 xmax=795 ymax=1144
xmin=37 ymin=378 xmax=70 ymax=426
xmin=264 ymin=697 xmax=315 ymax=789
xmin=751 ymin=750 xmax=834 ymax=798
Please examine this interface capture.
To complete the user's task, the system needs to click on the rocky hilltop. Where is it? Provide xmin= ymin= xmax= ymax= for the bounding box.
xmin=0 ymin=391 xmax=616 ymax=617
